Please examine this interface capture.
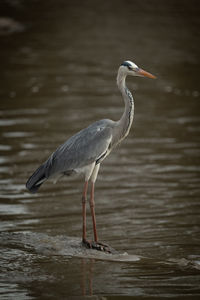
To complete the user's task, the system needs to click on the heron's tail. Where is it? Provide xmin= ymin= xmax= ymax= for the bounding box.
xmin=26 ymin=163 xmax=47 ymax=193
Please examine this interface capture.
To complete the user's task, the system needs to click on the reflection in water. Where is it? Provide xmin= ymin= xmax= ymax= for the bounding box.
xmin=81 ymin=259 xmax=94 ymax=297
xmin=0 ymin=0 xmax=200 ymax=298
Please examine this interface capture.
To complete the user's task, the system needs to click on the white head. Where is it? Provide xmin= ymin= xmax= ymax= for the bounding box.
xmin=119 ymin=60 xmax=156 ymax=79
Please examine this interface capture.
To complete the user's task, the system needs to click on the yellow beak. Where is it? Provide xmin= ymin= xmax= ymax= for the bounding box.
xmin=137 ymin=68 xmax=156 ymax=79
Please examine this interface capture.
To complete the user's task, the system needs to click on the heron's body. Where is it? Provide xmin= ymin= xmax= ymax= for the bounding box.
xmin=26 ymin=60 xmax=155 ymax=252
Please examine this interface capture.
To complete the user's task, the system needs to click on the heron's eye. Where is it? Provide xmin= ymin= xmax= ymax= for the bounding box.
xmin=128 ymin=65 xmax=133 ymax=71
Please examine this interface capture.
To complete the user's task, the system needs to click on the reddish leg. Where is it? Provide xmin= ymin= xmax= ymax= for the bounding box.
xmin=82 ymin=174 xmax=111 ymax=253
xmin=82 ymin=181 xmax=88 ymax=243
xmin=90 ymin=182 xmax=98 ymax=242
xmin=88 ymin=182 xmax=111 ymax=253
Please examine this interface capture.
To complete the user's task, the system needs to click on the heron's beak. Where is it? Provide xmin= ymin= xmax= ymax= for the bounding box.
xmin=137 ymin=68 xmax=156 ymax=79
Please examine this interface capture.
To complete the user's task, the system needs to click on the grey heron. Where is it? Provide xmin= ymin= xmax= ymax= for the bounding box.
xmin=26 ymin=60 xmax=156 ymax=252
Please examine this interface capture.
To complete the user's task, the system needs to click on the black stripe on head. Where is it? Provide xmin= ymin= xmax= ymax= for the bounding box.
xmin=121 ymin=61 xmax=133 ymax=70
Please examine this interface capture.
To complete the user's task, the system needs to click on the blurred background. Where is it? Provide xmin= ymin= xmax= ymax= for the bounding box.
xmin=0 ymin=0 xmax=200 ymax=298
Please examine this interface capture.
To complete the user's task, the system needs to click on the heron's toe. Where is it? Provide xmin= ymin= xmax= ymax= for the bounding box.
xmin=82 ymin=239 xmax=111 ymax=253
xmin=92 ymin=241 xmax=111 ymax=253
xmin=82 ymin=238 xmax=93 ymax=249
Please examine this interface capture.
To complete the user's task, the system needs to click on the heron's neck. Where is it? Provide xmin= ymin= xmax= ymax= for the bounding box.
xmin=115 ymin=72 xmax=134 ymax=142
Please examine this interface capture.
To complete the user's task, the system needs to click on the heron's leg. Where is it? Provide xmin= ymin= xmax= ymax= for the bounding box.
xmin=89 ymin=181 xmax=111 ymax=253
xmin=82 ymin=181 xmax=88 ymax=243
xmin=89 ymin=164 xmax=100 ymax=242
xmin=82 ymin=164 xmax=111 ymax=253
xmin=90 ymin=181 xmax=98 ymax=242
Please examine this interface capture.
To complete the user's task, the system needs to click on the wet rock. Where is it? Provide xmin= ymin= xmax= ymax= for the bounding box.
xmin=0 ymin=232 xmax=140 ymax=262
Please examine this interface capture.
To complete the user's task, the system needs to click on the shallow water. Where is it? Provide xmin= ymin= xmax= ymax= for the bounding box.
xmin=0 ymin=0 xmax=200 ymax=298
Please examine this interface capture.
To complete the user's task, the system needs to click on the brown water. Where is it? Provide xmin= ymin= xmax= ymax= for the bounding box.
xmin=0 ymin=0 xmax=200 ymax=298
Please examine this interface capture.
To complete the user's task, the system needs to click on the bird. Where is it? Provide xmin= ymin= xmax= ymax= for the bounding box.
xmin=26 ymin=60 xmax=156 ymax=253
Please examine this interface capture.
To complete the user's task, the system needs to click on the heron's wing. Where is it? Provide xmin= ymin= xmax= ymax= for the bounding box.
xmin=45 ymin=120 xmax=113 ymax=177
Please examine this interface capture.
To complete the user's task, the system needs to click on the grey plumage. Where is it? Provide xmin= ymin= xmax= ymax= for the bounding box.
xmin=26 ymin=119 xmax=113 ymax=193
xmin=26 ymin=163 xmax=47 ymax=193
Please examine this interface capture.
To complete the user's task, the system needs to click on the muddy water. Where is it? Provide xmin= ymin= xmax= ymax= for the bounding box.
xmin=0 ymin=0 xmax=200 ymax=298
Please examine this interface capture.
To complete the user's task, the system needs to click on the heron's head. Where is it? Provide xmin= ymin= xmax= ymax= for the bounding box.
xmin=119 ymin=60 xmax=156 ymax=79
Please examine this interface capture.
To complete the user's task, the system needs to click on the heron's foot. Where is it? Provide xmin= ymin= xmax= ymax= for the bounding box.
xmin=82 ymin=239 xmax=111 ymax=253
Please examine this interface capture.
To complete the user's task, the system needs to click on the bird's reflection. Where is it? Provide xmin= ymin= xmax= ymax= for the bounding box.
xmin=81 ymin=258 xmax=94 ymax=297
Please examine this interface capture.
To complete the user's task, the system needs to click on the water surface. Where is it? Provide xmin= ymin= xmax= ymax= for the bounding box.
xmin=0 ymin=0 xmax=200 ymax=298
